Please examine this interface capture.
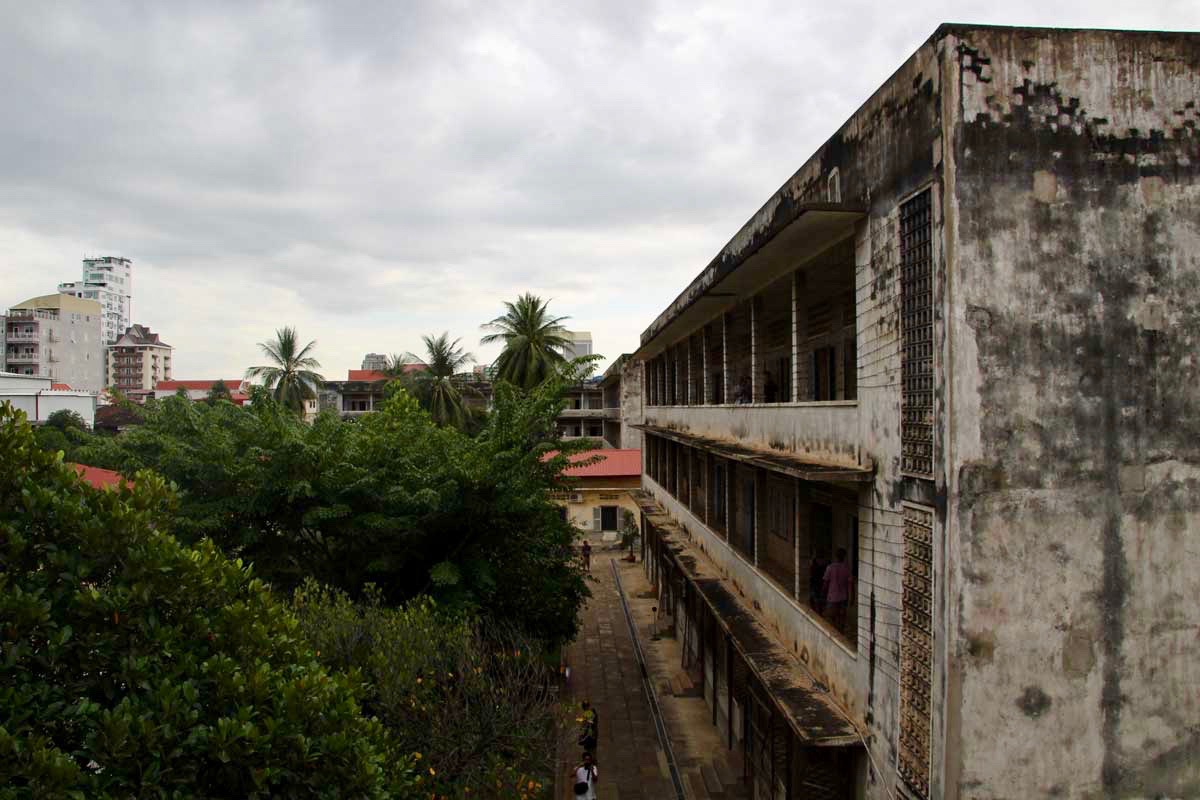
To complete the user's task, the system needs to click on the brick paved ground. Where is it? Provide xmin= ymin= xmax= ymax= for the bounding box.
xmin=560 ymin=548 xmax=675 ymax=800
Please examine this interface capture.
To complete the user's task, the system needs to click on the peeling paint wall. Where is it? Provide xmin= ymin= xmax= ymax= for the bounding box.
xmin=944 ymin=27 xmax=1200 ymax=799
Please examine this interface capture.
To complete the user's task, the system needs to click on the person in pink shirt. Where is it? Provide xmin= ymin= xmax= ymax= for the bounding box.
xmin=822 ymin=547 xmax=853 ymax=634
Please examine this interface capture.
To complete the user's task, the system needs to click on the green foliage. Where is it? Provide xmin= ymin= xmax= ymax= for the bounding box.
xmin=293 ymin=582 xmax=563 ymax=799
xmin=206 ymin=379 xmax=233 ymax=404
xmin=43 ymin=409 xmax=86 ymax=432
xmin=245 ymin=326 xmax=324 ymax=414
xmin=0 ymin=403 xmax=414 ymax=799
xmin=480 ymin=293 xmax=571 ymax=389
xmin=73 ymin=367 xmax=592 ymax=647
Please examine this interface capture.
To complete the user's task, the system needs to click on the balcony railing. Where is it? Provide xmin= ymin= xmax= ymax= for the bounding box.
xmin=643 ymin=401 xmax=862 ymax=469
xmin=558 ymin=407 xmax=608 ymax=418
xmin=6 ymin=353 xmax=39 ymax=363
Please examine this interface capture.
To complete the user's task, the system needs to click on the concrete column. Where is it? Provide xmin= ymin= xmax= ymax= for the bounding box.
xmin=750 ymin=299 xmax=760 ymax=403
xmin=791 ymin=271 xmax=800 ymax=403
xmin=721 ymin=312 xmax=730 ymax=404
xmin=701 ymin=326 xmax=710 ymax=405
xmin=686 ymin=338 xmax=693 ymax=406
xmin=794 ymin=477 xmax=802 ymax=600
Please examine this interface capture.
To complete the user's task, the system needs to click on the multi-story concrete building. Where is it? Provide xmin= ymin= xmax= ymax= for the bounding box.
xmin=599 ymin=354 xmax=643 ymax=450
xmin=632 ymin=24 xmax=1199 ymax=800
xmin=58 ymin=256 xmax=133 ymax=345
xmin=4 ymin=294 xmax=104 ymax=392
xmin=555 ymin=380 xmax=606 ymax=442
xmin=107 ymin=324 xmax=172 ymax=396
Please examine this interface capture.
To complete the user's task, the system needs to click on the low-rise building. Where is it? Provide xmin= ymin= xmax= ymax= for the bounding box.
xmin=107 ymin=325 xmax=172 ymax=394
xmin=154 ymin=379 xmax=249 ymax=404
xmin=551 ymin=448 xmax=642 ymax=541
xmin=0 ymin=371 xmax=96 ymax=427
xmin=4 ymin=294 xmax=105 ymax=392
xmin=632 ymin=24 xmax=1200 ymax=800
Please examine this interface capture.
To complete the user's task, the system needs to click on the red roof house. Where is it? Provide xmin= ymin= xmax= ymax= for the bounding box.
xmin=547 ymin=449 xmax=643 ymax=478
xmin=70 ymin=463 xmax=129 ymax=490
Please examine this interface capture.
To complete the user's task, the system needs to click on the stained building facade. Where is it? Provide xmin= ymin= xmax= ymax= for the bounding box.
xmin=632 ymin=24 xmax=1199 ymax=800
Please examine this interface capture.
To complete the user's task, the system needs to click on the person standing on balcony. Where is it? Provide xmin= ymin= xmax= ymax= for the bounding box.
xmin=823 ymin=547 xmax=853 ymax=634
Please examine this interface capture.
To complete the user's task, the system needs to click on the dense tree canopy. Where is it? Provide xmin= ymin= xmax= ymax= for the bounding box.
xmin=72 ymin=369 xmax=591 ymax=646
xmin=0 ymin=404 xmax=414 ymax=799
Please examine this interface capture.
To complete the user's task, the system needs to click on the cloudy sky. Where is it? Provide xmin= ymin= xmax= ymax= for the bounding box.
xmin=2 ymin=1 xmax=1194 ymax=380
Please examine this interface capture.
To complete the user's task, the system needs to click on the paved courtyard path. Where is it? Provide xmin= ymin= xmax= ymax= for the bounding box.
xmin=560 ymin=549 xmax=676 ymax=800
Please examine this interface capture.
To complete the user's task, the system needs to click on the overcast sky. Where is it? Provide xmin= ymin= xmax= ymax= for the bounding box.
xmin=2 ymin=1 xmax=1194 ymax=380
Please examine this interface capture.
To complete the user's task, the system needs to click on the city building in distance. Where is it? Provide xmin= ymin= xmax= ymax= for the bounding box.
xmin=632 ymin=24 xmax=1199 ymax=800
xmin=108 ymin=324 xmax=172 ymax=399
xmin=360 ymin=352 xmax=389 ymax=371
xmin=58 ymin=256 xmax=132 ymax=345
xmin=4 ymin=294 xmax=104 ymax=392
xmin=562 ymin=330 xmax=593 ymax=361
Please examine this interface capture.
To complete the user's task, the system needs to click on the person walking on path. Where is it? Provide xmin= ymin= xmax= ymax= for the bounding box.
xmin=578 ymin=700 xmax=598 ymax=754
xmin=581 ymin=539 xmax=592 ymax=571
xmin=571 ymin=752 xmax=599 ymax=799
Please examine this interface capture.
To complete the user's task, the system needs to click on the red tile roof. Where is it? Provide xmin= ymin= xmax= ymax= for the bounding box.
xmin=555 ymin=449 xmax=642 ymax=478
xmin=346 ymin=364 xmax=425 ymax=382
xmin=71 ymin=463 xmax=129 ymax=490
xmin=155 ymin=379 xmax=243 ymax=391
xmin=50 ymin=383 xmax=72 ymax=390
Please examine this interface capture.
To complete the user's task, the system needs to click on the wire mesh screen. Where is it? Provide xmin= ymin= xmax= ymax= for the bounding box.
xmin=900 ymin=189 xmax=934 ymax=477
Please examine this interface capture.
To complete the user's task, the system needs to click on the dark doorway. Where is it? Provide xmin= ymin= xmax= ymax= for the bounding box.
xmin=600 ymin=505 xmax=619 ymax=531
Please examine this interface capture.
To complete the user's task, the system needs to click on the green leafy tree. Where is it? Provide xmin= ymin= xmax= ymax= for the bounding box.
xmin=0 ymin=402 xmax=414 ymax=799
xmin=293 ymin=582 xmax=568 ymax=799
xmin=480 ymin=293 xmax=571 ymax=390
xmin=412 ymin=332 xmax=474 ymax=429
xmin=245 ymin=326 xmax=324 ymax=414
xmin=206 ymin=378 xmax=234 ymax=404
xmin=44 ymin=408 xmax=87 ymax=432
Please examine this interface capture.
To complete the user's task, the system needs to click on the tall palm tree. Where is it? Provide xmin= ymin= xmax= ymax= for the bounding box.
xmin=479 ymin=293 xmax=571 ymax=389
xmin=245 ymin=326 xmax=325 ymax=414
xmin=413 ymin=332 xmax=474 ymax=428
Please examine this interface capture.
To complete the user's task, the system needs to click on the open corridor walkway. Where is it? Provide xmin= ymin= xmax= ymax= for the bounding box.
xmin=560 ymin=548 xmax=676 ymax=800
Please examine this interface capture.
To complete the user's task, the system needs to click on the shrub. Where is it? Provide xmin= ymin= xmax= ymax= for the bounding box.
xmin=293 ymin=581 xmax=565 ymax=799
xmin=0 ymin=403 xmax=414 ymax=799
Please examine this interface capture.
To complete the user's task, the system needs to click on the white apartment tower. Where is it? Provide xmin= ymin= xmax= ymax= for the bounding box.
xmin=58 ymin=256 xmax=132 ymax=345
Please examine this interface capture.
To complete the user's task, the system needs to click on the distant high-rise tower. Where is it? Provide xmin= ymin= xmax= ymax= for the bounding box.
xmin=562 ymin=331 xmax=593 ymax=361
xmin=58 ymin=256 xmax=132 ymax=345
xmin=361 ymin=353 xmax=389 ymax=371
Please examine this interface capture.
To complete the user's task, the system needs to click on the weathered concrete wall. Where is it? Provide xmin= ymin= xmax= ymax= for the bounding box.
xmin=619 ymin=359 xmax=644 ymax=450
xmin=943 ymin=27 xmax=1200 ymax=799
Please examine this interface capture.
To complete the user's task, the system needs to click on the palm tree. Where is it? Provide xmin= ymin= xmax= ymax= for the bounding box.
xmin=479 ymin=293 xmax=571 ymax=389
xmin=413 ymin=332 xmax=474 ymax=428
xmin=245 ymin=326 xmax=325 ymax=414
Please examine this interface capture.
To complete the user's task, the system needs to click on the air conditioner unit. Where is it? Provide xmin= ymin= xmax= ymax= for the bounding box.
xmin=568 ymin=493 xmax=585 ymax=504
